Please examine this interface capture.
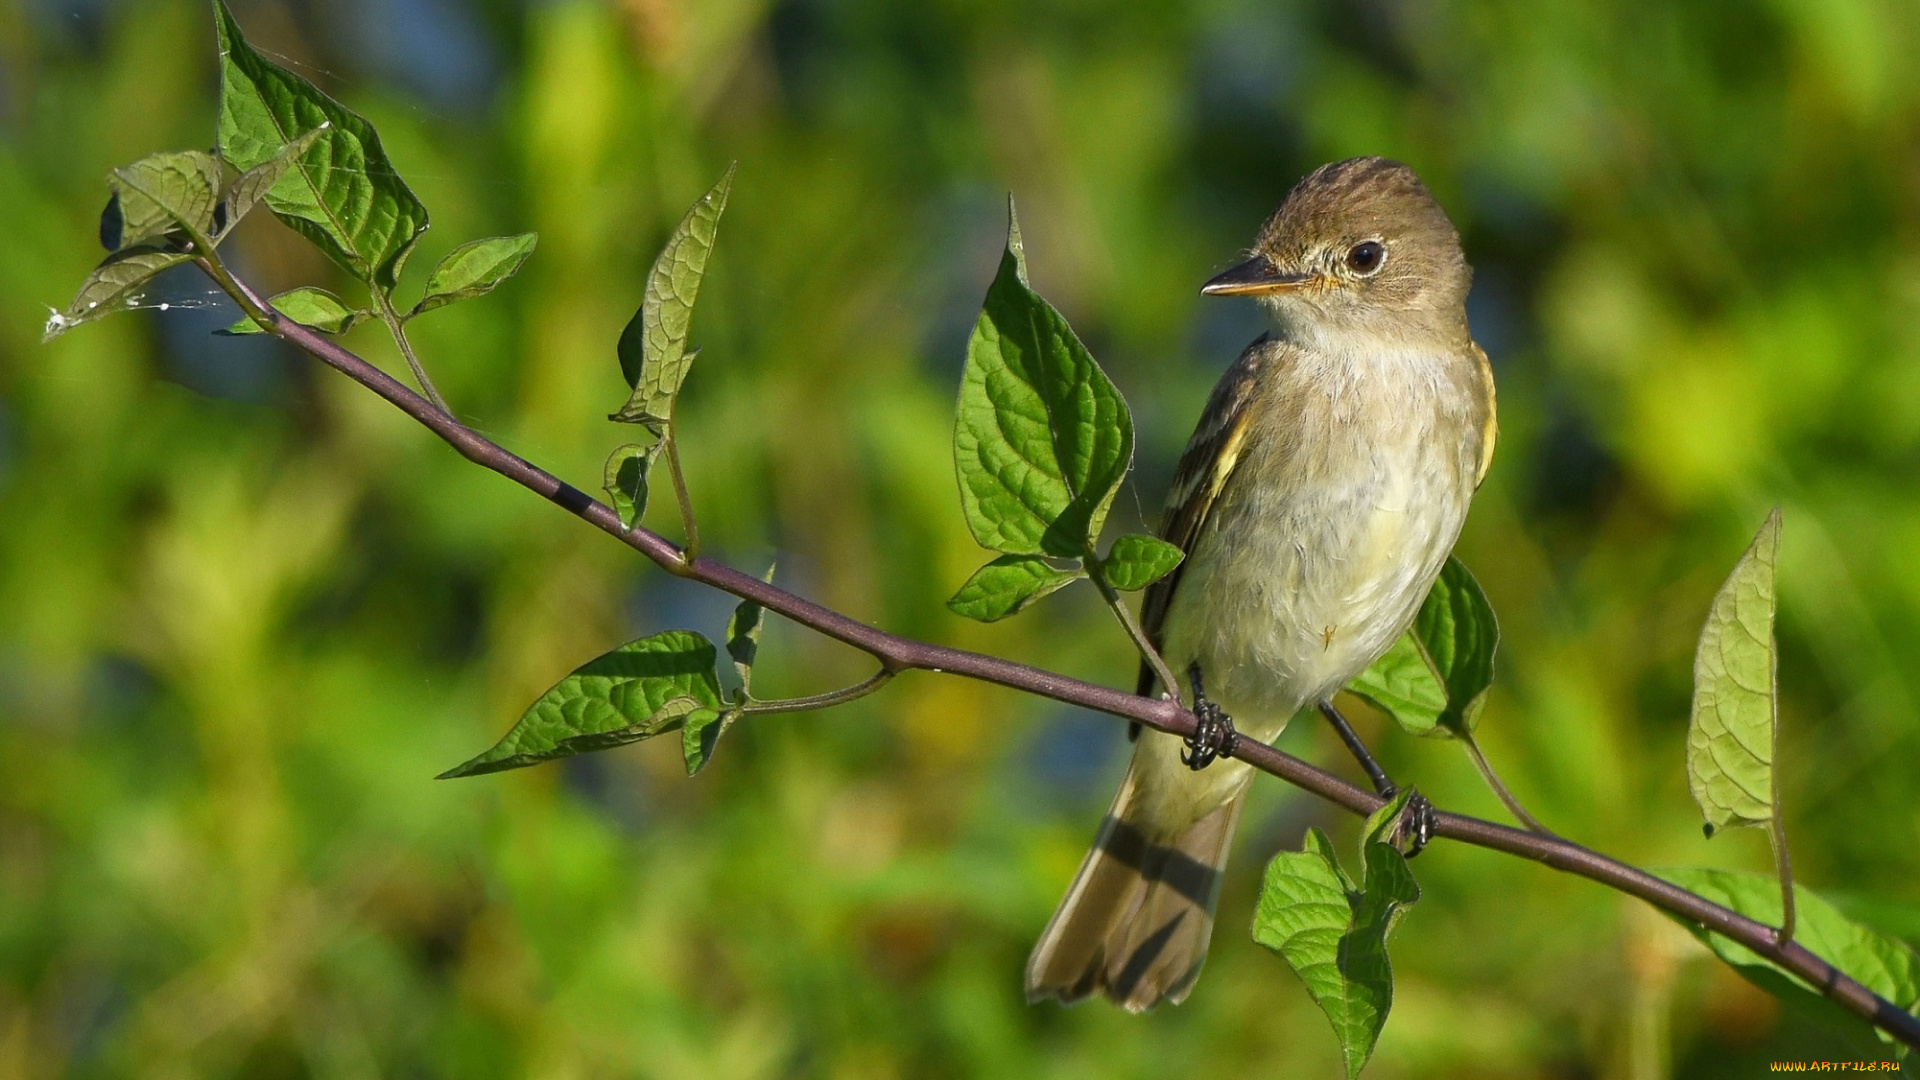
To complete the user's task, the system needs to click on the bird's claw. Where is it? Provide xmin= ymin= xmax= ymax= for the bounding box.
xmin=1386 ymin=789 xmax=1437 ymax=858
xmin=1182 ymin=664 xmax=1239 ymax=770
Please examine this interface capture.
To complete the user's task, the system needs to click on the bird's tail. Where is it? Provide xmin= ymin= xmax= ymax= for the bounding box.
xmin=1025 ymin=764 xmax=1248 ymax=1012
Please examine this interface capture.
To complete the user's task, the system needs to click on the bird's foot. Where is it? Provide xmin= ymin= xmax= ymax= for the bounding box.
xmin=1381 ymin=788 xmax=1437 ymax=858
xmin=1181 ymin=663 xmax=1240 ymax=771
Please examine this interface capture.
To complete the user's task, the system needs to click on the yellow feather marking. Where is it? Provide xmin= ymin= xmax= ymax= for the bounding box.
xmin=1473 ymin=344 xmax=1498 ymax=488
xmin=1207 ymin=411 xmax=1253 ymax=508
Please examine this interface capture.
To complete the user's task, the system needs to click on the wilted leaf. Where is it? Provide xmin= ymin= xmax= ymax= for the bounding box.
xmin=602 ymin=442 xmax=660 ymax=529
xmin=219 ymin=286 xmax=367 ymax=335
xmin=1688 ymin=509 xmax=1781 ymax=836
xmin=1253 ymin=820 xmax=1420 ymax=1080
xmin=953 ymin=199 xmax=1133 ymax=558
xmin=947 ymin=554 xmax=1084 ymax=621
xmin=1656 ymin=867 xmax=1920 ymax=1049
xmin=1099 ymin=534 xmax=1183 ymax=591
xmin=611 ymin=164 xmax=735 ymax=428
xmin=1347 ymin=557 xmax=1497 ymax=738
xmin=439 ymin=630 xmax=722 ymax=778
xmin=44 ymin=248 xmax=194 ymax=341
xmin=218 ymin=125 xmax=329 ymax=238
xmin=100 ymin=150 xmax=223 ymax=252
xmin=410 ymin=233 xmax=538 ymax=317
xmin=215 ymin=0 xmax=428 ymax=290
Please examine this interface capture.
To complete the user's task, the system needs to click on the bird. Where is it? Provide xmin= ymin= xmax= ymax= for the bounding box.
xmin=1025 ymin=156 xmax=1497 ymax=1012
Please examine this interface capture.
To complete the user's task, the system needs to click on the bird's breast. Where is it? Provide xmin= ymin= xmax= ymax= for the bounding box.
xmin=1159 ymin=343 xmax=1481 ymax=726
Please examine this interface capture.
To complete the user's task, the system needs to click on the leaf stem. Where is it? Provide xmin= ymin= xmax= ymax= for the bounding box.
xmin=373 ymin=290 xmax=451 ymax=414
xmin=191 ymin=261 xmax=1920 ymax=1053
xmin=1769 ymin=645 xmax=1795 ymax=942
xmin=1460 ymin=731 xmax=1555 ymax=836
xmin=661 ymin=426 xmax=700 ymax=566
xmin=740 ymin=669 xmax=894 ymax=716
xmin=1770 ymin=820 xmax=1796 ymax=944
xmin=194 ymin=252 xmax=273 ymax=325
xmin=1090 ymin=560 xmax=1181 ymax=700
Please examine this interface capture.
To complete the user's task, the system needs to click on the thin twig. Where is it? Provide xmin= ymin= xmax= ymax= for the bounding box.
xmin=373 ymin=291 xmax=450 ymax=414
xmin=1770 ymin=820 xmax=1797 ymax=945
xmin=1089 ymin=564 xmax=1180 ymax=701
xmin=1460 ymin=730 xmax=1556 ymax=836
xmin=741 ymin=669 xmax=893 ymax=716
xmin=661 ymin=428 xmax=700 ymax=565
xmin=197 ymin=261 xmax=1920 ymax=1053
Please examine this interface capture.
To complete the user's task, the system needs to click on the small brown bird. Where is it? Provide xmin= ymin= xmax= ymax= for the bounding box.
xmin=1025 ymin=157 xmax=1497 ymax=1011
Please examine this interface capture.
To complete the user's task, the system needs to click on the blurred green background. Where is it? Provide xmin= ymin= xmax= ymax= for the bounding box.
xmin=5 ymin=0 xmax=1920 ymax=1075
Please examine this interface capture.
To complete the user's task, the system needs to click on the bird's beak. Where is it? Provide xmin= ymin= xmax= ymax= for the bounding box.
xmin=1200 ymin=254 xmax=1312 ymax=296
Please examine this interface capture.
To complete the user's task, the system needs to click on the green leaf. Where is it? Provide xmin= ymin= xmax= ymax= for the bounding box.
xmin=217 ymin=124 xmax=329 ymax=238
xmin=946 ymin=554 xmax=1084 ymax=622
xmin=953 ymin=199 xmax=1134 ymax=558
xmin=1098 ymin=534 xmax=1184 ymax=591
xmin=439 ymin=629 xmax=723 ymax=778
xmin=410 ymin=233 xmax=538 ymax=317
xmin=611 ymin=163 xmax=736 ymax=428
xmin=100 ymin=150 xmax=224 ymax=252
xmin=1410 ymin=558 xmax=1498 ymax=736
xmin=682 ymin=704 xmax=744 ymax=776
xmin=1688 ymin=509 xmax=1782 ymax=836
xmin=1253 ymin=826 xmax=1421 ymax=1079
xmin=602 ymin=442 xmax=660 ymax=529
xmin=1344 ymin=633 xmax=1449 ymax=736
xmin=214 ymin=0 xmax=428 ymax=291
xmin=1655 ymin=867 xmax=1920 ymax=1049
xmin=43 ymin=248 xmax=194 ymax=341
xmin=726 ymin=564 xmax=775 ymax=693
xmin=219 ymin=286 xmax=367 ymax=335
xmin=1346 ymin=556 xmax=1498 ymax=738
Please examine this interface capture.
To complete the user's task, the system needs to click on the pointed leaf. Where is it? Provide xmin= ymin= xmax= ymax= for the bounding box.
xmin=602 ymin=442 xmax=660 ymax=529
xmin=44 ymin=248 xmax=194 ymax=341
xmin=611 ymin=164 xmax=735 ymax=428
xmin=214 ymin=0 xmax=428 ymax=290
xmin=1688 ymin=509 xmax=1782 ymax=836
xmin=1347 ymin=557 xmax=1497 ymax=738
xmin=100 ymin=150 xmax=224 ymax=252
xmin=1411 ymin=558 xmax=1498 ymax=736
xmin=726 ymin=563 xmax=776 ymax=692
xmin=954 ymin=199 xmax=1133 ymax=557
xmin=1253 ymin=826 xmax=1420 ymax=1079
xmin=1099 ymin=534 xmax=1184 ymax=591
xmin=439 ymin=630 xmax=723 ymax=778
xmin=1656 ymin=867 xmax=1920 ymax=1049
xmin=410 ymin=233 xmax=538 ymax=317
xmin=218 ymin=124 xmax=329 ymax=237
xmin=946 ymin=554 xmax=1084 ymax=622
xmin=682 ymin=704 xmax=744 ymax=776
xmin=1002 ymin=192 xmax=1029 ymax=284
xmin=219 ymin=286 xmax=367 ymax=335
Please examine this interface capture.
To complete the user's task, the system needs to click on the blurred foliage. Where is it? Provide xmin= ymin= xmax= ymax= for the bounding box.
xmin=5 ymin=0 xmax=1920 ymax=1076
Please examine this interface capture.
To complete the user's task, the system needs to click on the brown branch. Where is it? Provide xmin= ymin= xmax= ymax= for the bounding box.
xmin=209 ymin=265 xmax=1920 ymax=1052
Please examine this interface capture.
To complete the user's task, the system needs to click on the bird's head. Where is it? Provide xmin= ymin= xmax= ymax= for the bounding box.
xmin=1202 ymin=157 xmax=1470 ymax=335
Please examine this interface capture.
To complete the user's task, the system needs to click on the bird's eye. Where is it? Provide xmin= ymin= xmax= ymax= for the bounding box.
xmin=1346 ymin=240 xmax=1386 ymax=275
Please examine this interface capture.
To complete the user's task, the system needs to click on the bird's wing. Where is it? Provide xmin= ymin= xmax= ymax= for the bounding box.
xmin=1134 ymin=337 xmax=1272 ymax=700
